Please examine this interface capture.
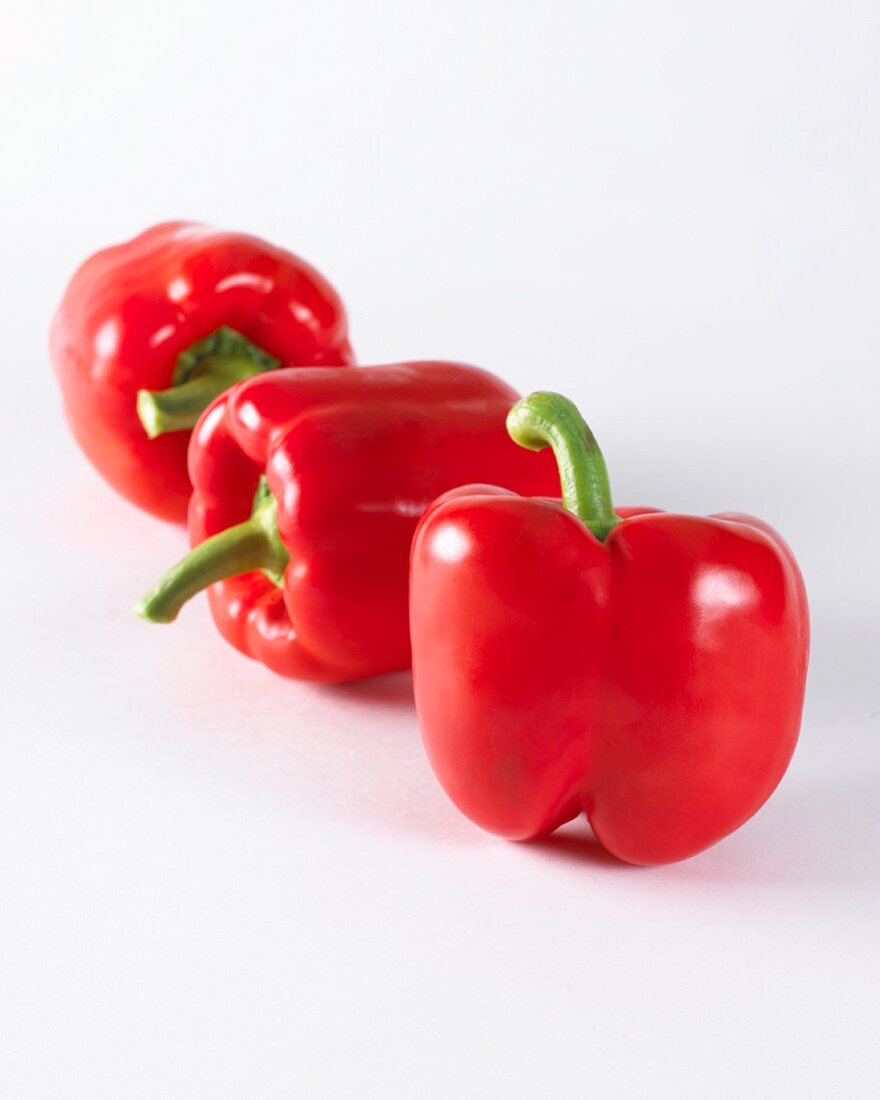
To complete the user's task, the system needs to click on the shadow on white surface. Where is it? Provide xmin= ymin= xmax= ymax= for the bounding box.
xmin=316 ymin=670 xmax=415 ymax=710
xmin=521 ymin=769 xmax=880 ymax=896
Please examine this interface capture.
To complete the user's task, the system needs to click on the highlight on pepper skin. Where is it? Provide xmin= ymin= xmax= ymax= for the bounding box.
xmin=409 ymin=391 xmax=810 ymax=866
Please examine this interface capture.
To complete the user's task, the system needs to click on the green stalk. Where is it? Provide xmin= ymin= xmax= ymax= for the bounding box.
xmin=136 ymin=478 xmax=288 ymax=623
xmin=507 ymin=391 xmax=619 ymax=540
xmin=136 ymin=326 xmax=279 ymax=438
xmin=137 ymin=357 xmax=266 ymax=438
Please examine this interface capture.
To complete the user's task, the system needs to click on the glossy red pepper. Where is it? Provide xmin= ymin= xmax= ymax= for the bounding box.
xmin=50 ymin=221 xmax=354 ymax=522
xmin=410 ymin=392 xmax=810 ymax=865
xmin=136 ymin=364 xmax=558 ymax=682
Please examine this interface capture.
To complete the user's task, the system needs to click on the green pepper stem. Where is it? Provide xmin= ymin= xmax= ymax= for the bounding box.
xmin=507 ymin=391 xmax=619 ymax=540
xmin=137 ymin=357 xmax=268 ymax=439
xmin=136 ymin=479 xmax=289 ymax=623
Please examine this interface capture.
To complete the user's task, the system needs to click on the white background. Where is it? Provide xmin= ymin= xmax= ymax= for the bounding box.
xmin=2 ymin=2 xmax=878 ymax=1096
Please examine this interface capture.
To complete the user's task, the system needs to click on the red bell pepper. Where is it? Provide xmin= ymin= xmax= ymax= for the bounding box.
xmin=50 ymin=221 xmax=354 ymax=522
xmin=136 ymin=363 xmax=558 ymax=682
xmin=410 ymin=392 xmax=809 ymax=865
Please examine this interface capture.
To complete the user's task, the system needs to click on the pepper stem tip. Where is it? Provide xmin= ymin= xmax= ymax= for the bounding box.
xmin=136 ymin=390 xmax=164 ymax=440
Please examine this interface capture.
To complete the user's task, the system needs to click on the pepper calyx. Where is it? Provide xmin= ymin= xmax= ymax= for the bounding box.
xmin=136 ymin=326 xmax=280 ymax=439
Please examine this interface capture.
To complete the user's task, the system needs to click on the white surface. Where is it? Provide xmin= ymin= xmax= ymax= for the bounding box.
xmin=2 ymin=2 xmax=878 ymax=1096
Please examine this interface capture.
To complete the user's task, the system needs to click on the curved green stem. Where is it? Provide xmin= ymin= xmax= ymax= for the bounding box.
xmin=136 ymin=478 xmax=289 ymax=623
xmin=137 ymin=357 xmax=265 ymax=438
xmin=507 ymin=391 xmax=619 ymax=540
xmin=137 ymin=326 xmax=279 ymax=438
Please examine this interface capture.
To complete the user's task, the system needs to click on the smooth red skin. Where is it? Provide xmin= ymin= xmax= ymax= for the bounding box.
xmin=187 ymin=363 xmax=560 ymax=683
xmin=50 ymin=221 xmax=354 ymax=522
xmin=410 ymin=489 xmax=810 ymax=865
